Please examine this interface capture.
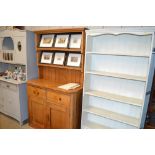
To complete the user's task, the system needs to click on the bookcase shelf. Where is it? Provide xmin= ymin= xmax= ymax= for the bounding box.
xmin=86 ymin=70 xmax=146 ymax=81
xmin=82 ymin=120 xmax=111 ymax=129
xmin=81 ymin=29 xmax=155 ymax=129
xmin=85 ymin=90 xmax=143 ymax=107
xmin=83 ymin=106 xmax=139 ymax=127
xmin=86 ymin=51 xmax=150 ymax=57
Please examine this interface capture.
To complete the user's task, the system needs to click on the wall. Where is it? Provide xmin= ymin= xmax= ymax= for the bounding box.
xmin=1 ymin=26 xmax=155 ymax=31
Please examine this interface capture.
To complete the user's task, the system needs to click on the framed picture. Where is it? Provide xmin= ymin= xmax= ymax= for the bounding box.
xmin=69 ymin=34 xmax=82 ymax=48
xmin=40 ymin=52 xmax=53 ymax=64
xmin=67 ymin=53 xmax=81 ymax=67
xmin=40 ymin=34 xmax=54 ymax=47
xmin=54 ymin=34 xmax=69 ymax=48
xmin=53 ymin=52 xmax=65 ymax=65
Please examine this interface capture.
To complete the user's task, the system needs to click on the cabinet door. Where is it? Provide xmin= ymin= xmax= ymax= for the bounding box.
xmin=14 ymin=37 xmax=26 ymax=64
xmin=0 ymin=38 xmax=2 ymax=62
xmin=46 ymin=103 xmax=70 ymax=129
xmin=29 ymin=97 xmax=45 ymax=128
xmin=2 ymin=83 xmax=20 ymax=119
xmin=0 ymin=82 xmax=4 ymax=112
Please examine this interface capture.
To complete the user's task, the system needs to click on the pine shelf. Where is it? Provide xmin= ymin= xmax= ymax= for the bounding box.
xmin=83 ymin=106 xmax=140 ymax=127
xmin=86 ymin=70 xmax=146 ymax=81
xmin=85 ymin=90 xmax=143 ymax=107
xmin=37 ymin=47 xmax=81 ymax=52
xmin=38 ymin=63 xmax=82 ymax=71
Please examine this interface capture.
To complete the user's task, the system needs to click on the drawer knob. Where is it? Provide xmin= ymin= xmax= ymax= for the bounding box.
xmin=59 ymin=98 xmax=61 ymax=101
xmin=33 ymin=90 xmax=36 ymax=94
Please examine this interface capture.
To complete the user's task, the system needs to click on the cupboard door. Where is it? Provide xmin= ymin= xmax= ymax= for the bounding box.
xmin=0 ymin=38 xmax=2 ymax=62
xmin=46 ymin=103 xmax=70 ymax=129
xmin=2 ymin=83 xmax=20 ymax=118
xmin=0 ymin=82 xmax=4 ymax=112
xmin=14 ymin=37 xmax=26 ymax=64
xmin=29 ymin=97 xmax=45 ymax=128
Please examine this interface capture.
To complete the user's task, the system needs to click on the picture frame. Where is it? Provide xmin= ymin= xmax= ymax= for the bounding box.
xmin=54 ymin=34 xmax=69 ymax=48
xmin=40 ymin=52 xmax=53 ymax=64
xmin=69 ymin=34 xmax=82 ymax=48
xmin=40 ymin=34 xmax=54 ymax=47
xmin=53 ymin=52 xmax=66 ymax=65
xmin=67 ymin=53 xmax=81 ymax=67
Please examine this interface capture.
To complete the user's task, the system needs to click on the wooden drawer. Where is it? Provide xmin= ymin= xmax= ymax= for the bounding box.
xmin=47 ymin=91 xmax=70 ymax=105
xmin=28 ymin=85 xmax=46 ymax=99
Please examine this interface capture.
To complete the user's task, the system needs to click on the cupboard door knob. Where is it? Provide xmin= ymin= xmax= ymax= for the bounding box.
xmin=59 ymin=98 xmax=61 ymax=101
xmin=37 ymin=92 xmax=39 ymax=95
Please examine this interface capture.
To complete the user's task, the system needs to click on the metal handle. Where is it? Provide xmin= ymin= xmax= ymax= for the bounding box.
xmin=6 ymin=85 xmax=10 ymax=88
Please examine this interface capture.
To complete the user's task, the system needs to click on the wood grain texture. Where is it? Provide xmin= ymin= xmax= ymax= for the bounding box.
xmin=27 ymin=28 xmax=86 ymax=129
xmin=34 ymin=28 xmax=86 ymax=34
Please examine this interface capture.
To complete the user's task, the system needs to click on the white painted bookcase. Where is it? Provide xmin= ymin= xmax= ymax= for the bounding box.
xmin=81 ymin=29 xmax=155 ymax=129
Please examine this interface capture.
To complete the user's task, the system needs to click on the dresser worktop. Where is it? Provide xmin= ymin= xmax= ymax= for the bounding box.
xmin=27 ymin=79 xmax=83 ymax=94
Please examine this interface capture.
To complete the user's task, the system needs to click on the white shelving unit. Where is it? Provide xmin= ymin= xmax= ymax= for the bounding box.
xmin=81 ymin=29 xmax=155 ymax=129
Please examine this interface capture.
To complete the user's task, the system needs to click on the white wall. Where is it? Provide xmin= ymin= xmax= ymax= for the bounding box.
xmin=1 ymin=26 xmax=155 ymax=31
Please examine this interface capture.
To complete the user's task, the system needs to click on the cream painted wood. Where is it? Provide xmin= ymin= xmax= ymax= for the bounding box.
xmin=85 ymin=54 xmax=149 ymax=79
xmin=83 ymin=106 xmax=139 ymax=127
xmin=1 ymin=82 xmax=20 ymax=121
xmin=82 ymin=120 xmax=110 ymax=129
xmin=85 ymin=74 xmax=145 ymax=100
xmin=0 ymin=29 xmax=38 ymax=124
xmin=82 ymin=112 xmax=138 ymax=129
xmin=0 ymin=81 xmax=28 ymax=124
xmin=82 ymin=30 xmax=155 ymax=129
xmin=0 ymin=38 xmax=2 ymax=62
xmin=2 ymin=83 xmax=20 ymax=119
xmin=86 ymin=51 xmax=150 ymax=57
xmin=0 ymin=82 xmax=4 ymax=112
xmin=86 ymin=70 xmax=146 ymax=82
xmin=85 ymin=90 xmax=143 ymax=107
xmin=14 ymin=36 xmax=26 ymax=64
xmin=0 ymin=30 xmax=30 ymax=65
xmin=83 ymin=95 xmax=142 ymax=118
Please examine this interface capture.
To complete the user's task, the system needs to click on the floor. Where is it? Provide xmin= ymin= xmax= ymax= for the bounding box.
xmin=0 ymin=113 xmax=32 ymax=129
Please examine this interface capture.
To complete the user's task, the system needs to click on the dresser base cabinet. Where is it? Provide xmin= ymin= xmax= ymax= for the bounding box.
xmin=27 ymin=84 xmax=82 ymax=129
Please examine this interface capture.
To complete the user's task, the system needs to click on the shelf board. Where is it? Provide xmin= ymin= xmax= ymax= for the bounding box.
xmin=85 ymin=90 xmax=143 ymax=107
xmin=86 ymin=51 xmax=149 ymax=58
xmin=38 ymin=63 xmax=82 ymax=71
xmin=37 ymin=47 xmax=81 ymax=52
xmin=86 ymin=70 xmax=146 ymax=82
xmin=83 ymin=106 xmax=139 ymax=127
xmin=82 ymin=121 xmax=111 ymax=129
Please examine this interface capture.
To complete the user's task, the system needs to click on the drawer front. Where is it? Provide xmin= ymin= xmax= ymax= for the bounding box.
xmin=2 ymin=82 xmax=17 ymax=91
xmin=47 ymin=91 xmax=70 ymax=105
xmin=28 ymin=85 xmax=46 ymax=99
